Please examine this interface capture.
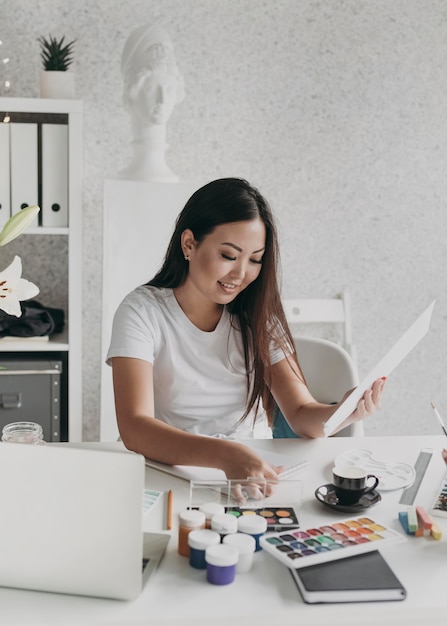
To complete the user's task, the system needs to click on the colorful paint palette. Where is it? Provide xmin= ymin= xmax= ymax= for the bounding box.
xmin=259 ymin=516 xmax=405 ymax=569
xmin=225 ymin=506 xmax=300 ymax=531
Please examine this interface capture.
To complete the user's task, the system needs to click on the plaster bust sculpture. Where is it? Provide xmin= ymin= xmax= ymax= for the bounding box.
xmin=117 ymin=24 xmax=185 ymax=182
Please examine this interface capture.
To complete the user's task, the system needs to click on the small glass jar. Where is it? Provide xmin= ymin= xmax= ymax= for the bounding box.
xmin=1 ymin=421 xmax=46 ymax=445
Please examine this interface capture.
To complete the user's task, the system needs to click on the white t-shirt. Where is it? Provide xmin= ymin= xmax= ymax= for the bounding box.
xmin=106 ymin=286 xmax=286 ymax=439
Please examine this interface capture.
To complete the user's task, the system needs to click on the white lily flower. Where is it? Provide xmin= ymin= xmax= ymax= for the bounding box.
xmin=0 ymin=205 xmax=40 ymax=247
xmin=0 ymin=256 xmax=39 ymax=317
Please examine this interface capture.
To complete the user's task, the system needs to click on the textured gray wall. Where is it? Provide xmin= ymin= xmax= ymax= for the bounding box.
xmin=2 ymin=0 xmax=446 ymax=440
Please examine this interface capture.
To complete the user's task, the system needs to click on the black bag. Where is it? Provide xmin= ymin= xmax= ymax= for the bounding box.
xmin=0 ymin=300 xmax=65 ymax=338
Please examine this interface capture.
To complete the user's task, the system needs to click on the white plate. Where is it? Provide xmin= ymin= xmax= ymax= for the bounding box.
xmin=334 ymin=449 xmax=416 ymax=491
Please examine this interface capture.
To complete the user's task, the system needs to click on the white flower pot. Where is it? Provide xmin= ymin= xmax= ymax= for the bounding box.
xmin=39 ymin=70 xmax=75 ymax=99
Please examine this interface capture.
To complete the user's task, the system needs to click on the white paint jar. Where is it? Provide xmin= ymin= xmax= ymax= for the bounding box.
xmin=237 ymin=514 xmax=268 ymax=551
xmin=223 ymin=532 xmax=256 ymax=573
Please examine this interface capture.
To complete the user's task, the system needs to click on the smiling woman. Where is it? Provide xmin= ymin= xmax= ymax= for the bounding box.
xmin=106 ymin=178 xmax=385 ymax=480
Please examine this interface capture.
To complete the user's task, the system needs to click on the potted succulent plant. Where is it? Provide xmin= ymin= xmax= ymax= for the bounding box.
xmin=38 ymin=35 xmax=76 ymax=99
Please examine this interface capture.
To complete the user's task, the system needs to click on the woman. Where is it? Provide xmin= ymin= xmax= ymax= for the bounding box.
xmin=107 ymin=178 xmax=384 ymax=481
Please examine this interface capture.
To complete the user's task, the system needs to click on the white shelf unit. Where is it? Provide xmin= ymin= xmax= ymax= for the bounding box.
xmin=0 ymin=97 xmax=82 ymax=441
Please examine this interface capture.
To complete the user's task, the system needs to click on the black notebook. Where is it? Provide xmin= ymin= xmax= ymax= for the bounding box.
xmin=290 ymin=550 xmax=406 ymax=604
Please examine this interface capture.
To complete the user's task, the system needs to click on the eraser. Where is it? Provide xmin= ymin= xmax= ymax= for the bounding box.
xmin=398 ymin=511 xmax=412 ymax=535
xmin=416 ymin=505 xmax=433 ymax=530
xmin=431 ymin=522 xmax=442 ymax=540
xmin=406 ymin=506 xmax=418 ymax=533
xmin=415 ymin=519 xmax=425 ymax=537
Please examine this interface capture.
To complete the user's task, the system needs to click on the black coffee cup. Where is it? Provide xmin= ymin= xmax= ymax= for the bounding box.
xmin=332 ymin=465 xmax=379 ymax=505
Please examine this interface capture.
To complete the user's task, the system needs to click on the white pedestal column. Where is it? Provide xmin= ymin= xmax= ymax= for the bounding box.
xmin=100 ymin=179 xmax=202 ymax=441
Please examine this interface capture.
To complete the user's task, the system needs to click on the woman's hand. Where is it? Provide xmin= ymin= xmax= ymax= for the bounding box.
xmin=347 ymin=377 xmax=386 ymax=423
xmin=221 ymin=441 xmax=283 ymax=481
xmin=219 ymin=441 xmax=283 ymax=499
xmin=332 ymin=377 xmax=386 ymax=435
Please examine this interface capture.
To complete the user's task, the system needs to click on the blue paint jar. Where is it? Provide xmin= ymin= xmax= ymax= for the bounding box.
xmin=205 ymin=544 xmax=239 ymax=585
xmin=237 ymin=514 xmax=267 ymax=551
xmin=188 ymin=529 xmax=220 ymax=569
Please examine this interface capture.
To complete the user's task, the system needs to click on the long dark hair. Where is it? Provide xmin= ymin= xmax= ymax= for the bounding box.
xmin=148 ymin=178 xmax=301 ymax=424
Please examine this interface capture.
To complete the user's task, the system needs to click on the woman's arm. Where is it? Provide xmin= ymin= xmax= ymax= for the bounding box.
xmin=111 ymin=356 xmax=283 ymax=480
xmin=269 ymin=356 xmax=385 ymax=438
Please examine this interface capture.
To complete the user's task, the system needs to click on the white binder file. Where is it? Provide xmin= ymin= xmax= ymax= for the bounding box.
xmin=10 ymin=123 xmax=38 ymax=226
xmin=0 ymin=123 xmax=11 ymax=228
xmin=41 ymin=123 xmax=68 ymax=227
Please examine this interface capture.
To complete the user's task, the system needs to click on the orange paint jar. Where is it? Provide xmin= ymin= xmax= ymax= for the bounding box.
xmin=178 ymin=510 xmax=206 ymax=557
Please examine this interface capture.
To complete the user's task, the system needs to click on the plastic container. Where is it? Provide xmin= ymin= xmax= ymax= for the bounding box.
xmin=178 ymin=510 xmax=206 ymax=557
xmin=1 ymin=421 xmax=46 ymax=445
xmin=188 ymin=528 xmax=221 ymax=569
xmin=223 ymin=532 xmax=256 ymax=573
xmin=210 ymin=513 xmax=238 ymax=540
xmin=237 ymin=514 xmax=268 ymax=551
xmin=205 ymin=543 xmax=239 ymax=585
xmin=199 ymin=502 xmax=225 ymax=528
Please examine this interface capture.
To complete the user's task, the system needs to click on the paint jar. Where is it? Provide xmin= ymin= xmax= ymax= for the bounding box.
xmin=199 ymin=502 xmax=225 ymax=528
xmin=205 ymin=543 xmax=239 ymax=585
xmin=188 ymin=528 xmax=221 ymax=569
xmin=210 ymin=513 xmax=238 ymax=540
xmin=178 ymin=510 xmax=206 ymax=557
xmin=1 ymin=421 xmax=46 ymax=445
xmin=237 ymin=514 xmax=268 ymax=551
xmin=223 ymin=532 xmax=256 ymax=573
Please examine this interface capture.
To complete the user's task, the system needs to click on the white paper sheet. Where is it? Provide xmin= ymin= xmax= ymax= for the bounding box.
xmin=145 ymin=446 xmax=309 ymax=481
xmin=323 ymin=300 xmax=436 ymax=437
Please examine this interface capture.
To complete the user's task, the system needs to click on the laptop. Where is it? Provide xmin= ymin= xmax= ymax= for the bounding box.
xmin=0 ymin=443 xmax=170 ymax=600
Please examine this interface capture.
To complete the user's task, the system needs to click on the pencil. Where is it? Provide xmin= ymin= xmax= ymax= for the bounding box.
xmin=430 ymin=402 xmax=447 ymax=438
xmin=167 ymin=489 xmax=173 ymax=530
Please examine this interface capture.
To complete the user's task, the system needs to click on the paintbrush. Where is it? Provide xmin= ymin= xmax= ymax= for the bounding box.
xmin=430 ymin=401 xmax=447 ymax=437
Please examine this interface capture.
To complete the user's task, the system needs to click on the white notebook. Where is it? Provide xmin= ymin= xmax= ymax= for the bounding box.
xmin=145 ymin=444 xmax=309 ymax=482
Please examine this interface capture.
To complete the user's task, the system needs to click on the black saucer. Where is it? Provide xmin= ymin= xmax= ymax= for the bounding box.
xmin=314 ymin=483 xmax=381 ymax=513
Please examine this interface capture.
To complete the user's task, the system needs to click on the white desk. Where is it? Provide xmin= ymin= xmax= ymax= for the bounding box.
xmin=2 ymin=436 xmax=447 ymax=626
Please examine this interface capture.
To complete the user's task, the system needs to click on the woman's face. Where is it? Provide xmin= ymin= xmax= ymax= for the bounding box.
xmin=182 ymin=219 xmax=266 ymax=306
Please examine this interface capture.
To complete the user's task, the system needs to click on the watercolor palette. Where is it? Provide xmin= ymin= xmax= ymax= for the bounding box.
xmin=225 ymin=506 xmax=300 ymax=531
xmin=260 ymin=516 xmax=405 ymax=569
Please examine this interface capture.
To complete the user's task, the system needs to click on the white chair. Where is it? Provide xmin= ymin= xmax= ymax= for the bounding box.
xmin=282 ymin=290 xmax=357 ymax=367
xmin=272 ymin=336 xmax=363 ymax=438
